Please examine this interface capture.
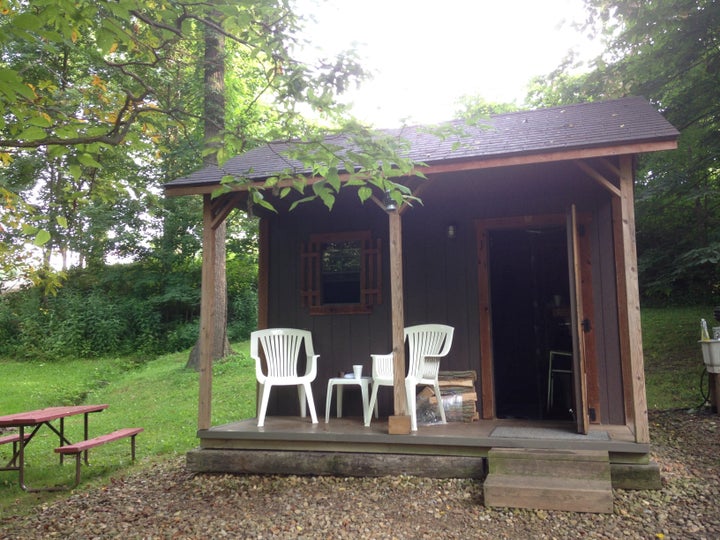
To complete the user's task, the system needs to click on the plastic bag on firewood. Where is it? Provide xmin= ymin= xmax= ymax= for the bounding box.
xmin=416 ymin=393 xmax=464 ymax=425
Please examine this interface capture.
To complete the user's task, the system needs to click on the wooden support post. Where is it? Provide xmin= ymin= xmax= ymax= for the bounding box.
xmin=388 ymin=210 xmax=410 ymax=434
xmin=198 ymin=195 xmax=217 ymax=431
xmin=616 ymin=156 xmax=650 ymax=443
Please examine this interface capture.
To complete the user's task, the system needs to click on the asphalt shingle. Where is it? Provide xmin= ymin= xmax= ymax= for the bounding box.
xmin=165 ymin=97 xmax=679 ymax=189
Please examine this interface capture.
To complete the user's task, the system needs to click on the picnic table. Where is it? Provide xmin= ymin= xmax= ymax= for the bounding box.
xmin=0 ymin=404 xmax=108 ymax=492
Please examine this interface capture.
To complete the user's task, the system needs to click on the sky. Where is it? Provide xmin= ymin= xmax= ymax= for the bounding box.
xmin=298 ymin=0 xmax=604 ymax=127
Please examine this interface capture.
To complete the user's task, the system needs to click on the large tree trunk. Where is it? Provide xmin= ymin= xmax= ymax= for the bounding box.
xmin=186 ymin=20 xmax=232 ymax=370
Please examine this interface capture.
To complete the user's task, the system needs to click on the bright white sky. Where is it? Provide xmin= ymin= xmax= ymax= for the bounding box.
xmin=298 ymin=0 xmax=604 ymax=127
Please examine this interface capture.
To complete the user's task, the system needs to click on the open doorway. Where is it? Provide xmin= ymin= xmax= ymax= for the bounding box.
xmin=488 ymin=227 xmax=574 ymax=421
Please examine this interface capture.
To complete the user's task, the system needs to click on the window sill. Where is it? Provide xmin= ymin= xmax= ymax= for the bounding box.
xmin=309 ymin=305 xmax=372 ymax=316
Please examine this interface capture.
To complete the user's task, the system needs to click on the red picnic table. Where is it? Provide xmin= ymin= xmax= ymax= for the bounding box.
xmin=0 ymin=404 xmax=108 ymax=492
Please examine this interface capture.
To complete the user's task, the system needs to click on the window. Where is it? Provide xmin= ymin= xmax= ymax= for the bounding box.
xmin=301 ymin=231 xmax=382 ymax=315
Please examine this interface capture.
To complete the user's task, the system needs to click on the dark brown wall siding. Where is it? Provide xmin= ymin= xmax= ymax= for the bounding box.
xmin=261 ymin=162 xmax=627 ymax=424
xmin=589 ymin=201 xmax=625 ymax=424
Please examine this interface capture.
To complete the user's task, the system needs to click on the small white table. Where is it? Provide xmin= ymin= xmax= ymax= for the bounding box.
xmin=325 ymin=376 xmax=372 ymax=426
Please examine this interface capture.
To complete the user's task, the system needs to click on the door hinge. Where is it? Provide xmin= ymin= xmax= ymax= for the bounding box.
xmin=582 ymin=318 xmax=592 ymax=333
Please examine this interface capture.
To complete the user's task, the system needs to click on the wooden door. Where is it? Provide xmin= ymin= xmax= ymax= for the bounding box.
xmin=567 ymin=205 xmax=589 ymax=434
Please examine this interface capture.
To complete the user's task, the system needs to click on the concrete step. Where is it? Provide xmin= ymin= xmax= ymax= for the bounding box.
xmin=484 ymin=448 xmax=613 ymax=513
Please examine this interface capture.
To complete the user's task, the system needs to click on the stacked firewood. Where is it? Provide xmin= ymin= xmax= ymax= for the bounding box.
xmin=418 ymin=370 xmax=479 ymax=423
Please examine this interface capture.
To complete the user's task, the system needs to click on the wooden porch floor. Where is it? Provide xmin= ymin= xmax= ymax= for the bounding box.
xmin=196 ymin=415 xmax=645 ymax=456
xmin=188 ymin=416 xmax=658 ymax=485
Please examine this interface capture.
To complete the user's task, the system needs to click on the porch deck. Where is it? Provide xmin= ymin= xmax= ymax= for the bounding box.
xmin=188 ymin=416 xmax=654 ymax=486
xmin=196 ymin=416 xmax=643 ymax=455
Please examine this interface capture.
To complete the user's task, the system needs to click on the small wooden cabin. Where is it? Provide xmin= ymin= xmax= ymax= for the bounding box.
xmin=165 ymin=97 xmax=678 ymax=495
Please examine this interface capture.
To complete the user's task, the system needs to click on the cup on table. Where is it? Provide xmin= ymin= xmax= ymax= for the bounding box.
xmin=353 ymin=364 xmax=363 ymax=379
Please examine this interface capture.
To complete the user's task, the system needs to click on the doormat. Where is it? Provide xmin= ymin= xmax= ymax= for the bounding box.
xmin=490 ymin=426 xmax=610 ymax=440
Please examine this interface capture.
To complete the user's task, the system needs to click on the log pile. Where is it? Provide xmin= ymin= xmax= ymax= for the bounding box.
xmin=418 ymin=370 xmax=479 ymax=423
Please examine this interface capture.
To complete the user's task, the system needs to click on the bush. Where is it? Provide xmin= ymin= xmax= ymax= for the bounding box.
xmin=0 ymin=257 xmax=257 ymax=361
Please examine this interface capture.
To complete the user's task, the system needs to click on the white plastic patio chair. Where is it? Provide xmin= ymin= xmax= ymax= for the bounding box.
xmin=251 ymin=328 xmax=319 ymax=428
xmin=366 ymin=324 xmax=455 ymax=431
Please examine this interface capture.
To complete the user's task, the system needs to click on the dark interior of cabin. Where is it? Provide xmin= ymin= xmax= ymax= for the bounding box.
xmin=489 ymin=227 xmax=574 ymax=422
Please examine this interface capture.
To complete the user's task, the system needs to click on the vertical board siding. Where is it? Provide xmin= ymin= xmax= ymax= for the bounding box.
xmin=260 ymin=163 xmax=630 ymax=425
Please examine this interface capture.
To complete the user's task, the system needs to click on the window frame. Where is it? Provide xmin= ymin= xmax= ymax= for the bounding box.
xmin=300 ymin=230 xmax=382 ymax=315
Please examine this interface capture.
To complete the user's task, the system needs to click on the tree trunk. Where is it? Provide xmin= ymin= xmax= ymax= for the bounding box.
xmin=186 ymin=19 xmax=232 ymax=370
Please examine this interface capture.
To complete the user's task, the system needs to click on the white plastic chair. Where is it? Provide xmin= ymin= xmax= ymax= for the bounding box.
xmin=367 ymin=324 xmax=454 ymax=431
xmin=251 ymin=328 xmax=319 ymax=428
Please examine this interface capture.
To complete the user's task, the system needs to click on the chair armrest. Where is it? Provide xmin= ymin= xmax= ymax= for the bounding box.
xmin=252 ymin=355 xmax=266 ymax=383
xmin=305 ymin=354 xmax=319 ymax=380
xmin=419 ymin=357 xmax=442 ymax=379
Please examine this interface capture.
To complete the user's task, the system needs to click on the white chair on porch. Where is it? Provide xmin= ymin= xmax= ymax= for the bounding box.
xmin=367 ymin=324 xmax=455 ymax=431
xmin=251 ymin=328 xmax=319 ymax=428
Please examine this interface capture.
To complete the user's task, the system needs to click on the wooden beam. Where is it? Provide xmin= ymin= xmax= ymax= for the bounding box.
xmin=476 ymin=225 xmax=495 ymax=419
xmin=210 ymin=192 xmax=243 ymax=230
xmin=574 ymin=160 xmax=622 ymax=198
xmin=615 ymin=156 xmax=650 ymax=443
xmin=257 ymin=218 xmax=269 ymax=330
xmin=198 ymin=195 xmax=217 ymax=431
xmin=598 ymin=157 xmax=621 ymax=178
xmin=388 ymin=210 xmax=410 ymax=433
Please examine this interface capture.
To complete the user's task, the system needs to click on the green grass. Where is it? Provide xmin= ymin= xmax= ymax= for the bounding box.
xmin=0 ymin=342 xmax=255 ymax=518
xmin=0 ymin=307 xmax=715 ymax=518
xmin=641 ymin=306 xmax=715 ymax=411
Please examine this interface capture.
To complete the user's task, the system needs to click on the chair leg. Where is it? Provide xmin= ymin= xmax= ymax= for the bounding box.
xmin=367 ymin=383 xmax=381 ymax=427
xmin=257 ymin=383 xmax=273 ymax=428
xmin=433 ymin=382 xmax=447 ymax=424
xmin=406 ymin=380 xmax=418 ymax=431
xmin=298 ymin=385 xmax=307 ymax=418
xmin=303 ymin=382 xmax=318 ymax=424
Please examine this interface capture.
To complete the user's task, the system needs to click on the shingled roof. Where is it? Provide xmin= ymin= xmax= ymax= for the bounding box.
xmin=165 ymin=96 xmax=679 ymax=192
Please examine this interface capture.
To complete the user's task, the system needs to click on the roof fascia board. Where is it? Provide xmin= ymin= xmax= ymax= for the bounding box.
xmin=164 ymin=139 xmax=678 ymax=198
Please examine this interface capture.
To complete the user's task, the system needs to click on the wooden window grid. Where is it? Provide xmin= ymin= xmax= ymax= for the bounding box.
xmin=300 ymin=230 xmax=382 ymax=315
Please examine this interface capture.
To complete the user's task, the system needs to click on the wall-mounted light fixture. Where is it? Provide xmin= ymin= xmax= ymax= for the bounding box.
xmin=447 ymin=224 xmax=457 ymax=239
xmin=383 ymin=190 xmax=397 ymax=211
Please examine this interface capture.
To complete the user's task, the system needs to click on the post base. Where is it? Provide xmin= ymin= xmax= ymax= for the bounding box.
xmin=388 ymin=415 xmax=412 ymax=434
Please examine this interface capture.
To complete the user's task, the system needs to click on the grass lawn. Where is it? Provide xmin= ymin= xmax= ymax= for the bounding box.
xmin=641 ymin=306 xmax=714 ymax=411
xmin=0 ymin=306 xmax=715 ymax=517
xmin=0 ymin=343 xmax=255 ymax=518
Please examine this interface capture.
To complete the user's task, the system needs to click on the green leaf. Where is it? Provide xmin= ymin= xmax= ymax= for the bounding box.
xmin=28 ymin=115 xmax=52 ymax=128
xmin=289 ymin=195 xmax=316 ymax=211
xmin=78 ymin=154 xmax=102 ymax=168
xmin=17 ymin=126 xmax=47 ymax=142
xmin=33 ymin=230 xmax=51 ymax=247
xmin=358 ymin=186 xmax=373 ymax=202
xmin=325 ymin=167 xmax=341 ymax=192
xmin=56 ymin=216 xmax=68 ymax=228
xmin=12 ymin=13 xmax=42 ymax=31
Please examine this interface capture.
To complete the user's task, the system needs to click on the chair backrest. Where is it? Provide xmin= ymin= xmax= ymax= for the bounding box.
xmin=251 ymin=328 xmax=314 ymax=378
xmin=370 ymin=353 xmax=394 ymax=380
xmin=405 ymin=324 xmax=454 ymax=378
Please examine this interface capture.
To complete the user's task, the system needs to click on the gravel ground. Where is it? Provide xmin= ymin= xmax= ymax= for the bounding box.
xmin=1 ymin=409 xmax=719 ymax=539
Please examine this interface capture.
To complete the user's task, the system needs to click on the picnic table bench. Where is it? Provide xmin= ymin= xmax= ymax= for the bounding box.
xmin=0 ymin=405 xmax=143 ymax=491
xmin=0 ymin=432 xmax=31 ymax=467
xmin=55 ymin=427 xmax=143 ymax=489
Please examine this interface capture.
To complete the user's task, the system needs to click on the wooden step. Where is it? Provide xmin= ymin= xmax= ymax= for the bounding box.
xmin=484 ymin=448 xmax=613 ymax=513
xmin=488 ymin=448 xmax=611 ymax=481
xmin=483 ymin=474 xmax=613 ymax=513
